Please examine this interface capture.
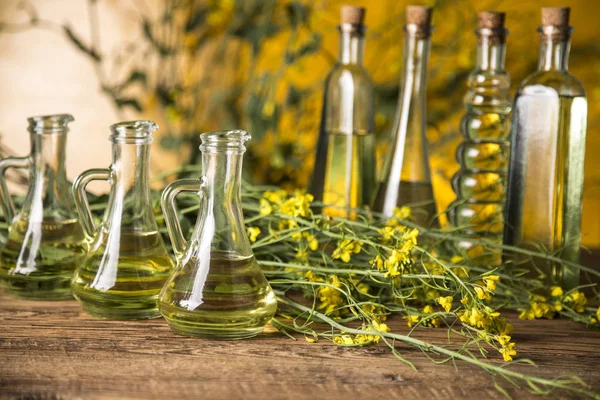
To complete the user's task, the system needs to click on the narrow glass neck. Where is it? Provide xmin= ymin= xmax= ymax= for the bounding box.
xmin=401 ymin=32 xmax=430 ymax=123
xmin=476 ymin=34 xmax=506 ymax=71
xmin=339 ymin=30 xmax=364 ymax=65
xmin=538 ymin=33 xmax=570 ymax=72
xmin=30 ymin=132 xmax=68 ymax=182
xmin=202 ymin=150 xmax=242 ymax=204
xmin=111 ymin=142 xmax=151 ymax=199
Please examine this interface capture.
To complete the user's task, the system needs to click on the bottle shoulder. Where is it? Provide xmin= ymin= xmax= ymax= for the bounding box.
xmin=326 ymin=64 xmax=374 ymax=87
xmin=518 ymin=70 xmax=586 ymax=98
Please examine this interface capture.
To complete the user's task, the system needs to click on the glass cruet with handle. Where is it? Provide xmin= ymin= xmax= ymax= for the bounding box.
xmin=70 ymin=120 xmax=174 ymax=320
xmin=159 ymin=129 xmax=277 ymax=339
xmin=0 ymin=114 xmax=87 ymax=300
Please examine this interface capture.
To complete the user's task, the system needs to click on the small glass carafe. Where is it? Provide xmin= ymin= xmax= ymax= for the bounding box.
xmin=0 ymin=114 xmax=86 ymax=300
xmin=159 ymin=130 xmax=277 ymax=339
xmin=71 ymin=121 xmax=174 ymax=320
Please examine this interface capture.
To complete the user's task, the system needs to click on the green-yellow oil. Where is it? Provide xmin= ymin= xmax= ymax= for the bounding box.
xmin=159 ymin=251 xmax=277 ymax=340
xmin=0 ymin=218 xmax=86 ymax=300
xmin=71 ymin=229 xmax=173 ymax=320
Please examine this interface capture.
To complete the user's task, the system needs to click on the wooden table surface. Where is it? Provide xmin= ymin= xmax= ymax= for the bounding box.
xmin=1 ymin=295 xmax=599 ymax=400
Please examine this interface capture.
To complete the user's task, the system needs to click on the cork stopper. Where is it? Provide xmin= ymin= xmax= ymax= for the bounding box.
xmin=340 ymin=5 xmax=366 ymax=26
xmin=541 ymin=7 xmax=570 ymax=26
xmin=405 ymin=5 xmax=433 ymax=38
xmin=406 ymin=5 xmax=432 ymax=27
xmin=477 ymin=11 xmax=505 ymax=29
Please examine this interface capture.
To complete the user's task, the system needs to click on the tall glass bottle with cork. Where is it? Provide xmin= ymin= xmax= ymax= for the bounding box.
xmin=372 ymin=6 xmax=437 ymax=226
xmin=450 ymin=11 xmax=511 ymax=264
xmin=504 ymin=7 xmax=587 ymax=289
xmin=308 ymin=5 xmax=375 ymax=219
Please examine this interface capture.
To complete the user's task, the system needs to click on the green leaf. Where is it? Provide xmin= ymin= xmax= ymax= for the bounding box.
xmin=121 ymin=70 xmax=148 ymax=89
xmin=115 ymin=98 xmax=142 ymax=112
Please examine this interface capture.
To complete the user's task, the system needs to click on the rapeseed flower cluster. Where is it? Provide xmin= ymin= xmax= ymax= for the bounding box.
xmin=333 ymin=319 xmax=391 ymax=346
xmin=519 ymin=288 xmax=588 ymax=320
xmin=406 ymin=305 xmax=441 ymax=328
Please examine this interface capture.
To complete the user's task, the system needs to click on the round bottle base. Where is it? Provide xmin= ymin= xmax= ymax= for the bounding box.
xmin=80 ymin=302 xmax=162 ymax=320
xmin=72 ymin=285 xmax=162 ymax=320
xmin=164 ymin=316 xmax=264 ymax=340
xmin=0 ymin=276 xmax=73 ymax=301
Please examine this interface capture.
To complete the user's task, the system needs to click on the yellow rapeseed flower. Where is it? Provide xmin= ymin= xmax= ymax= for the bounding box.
xmin=318 ymin=275 xmax=345 ymax=314
xmin=247 ymin=226 xmax=261 ymax=242
xmin=499 ymin=342 xmax=517 ymax=362
xmin=332 ymin=239 xmax=361 ymax=263
xmin=437 ymin=296 xmax=453 ymax=312
xmin=475 ymin=286 xmax=491 ymax=301
xmin=483 ymin=275 xmax=500 ymax=292
xmin=369 ymin=255 xmax=384 ymax=270
xmin=259 ymin=198 xmax=273 ymax=216
xmin=393 ymin=206 xmax=412 ymax=220
xmin=565 ymin=291 xmax=587 ymax=313
xmin=550 ymin=286 xmax=564 ymax=297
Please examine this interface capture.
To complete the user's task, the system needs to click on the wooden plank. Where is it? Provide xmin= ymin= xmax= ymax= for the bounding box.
xmin=0 ymin=295 xmax=599 ymax=400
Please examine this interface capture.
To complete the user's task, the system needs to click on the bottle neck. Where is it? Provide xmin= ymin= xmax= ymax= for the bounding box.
xmin=110 ymin=142 xmax=151 ymax=199
xmin=403 ymin=31 xmax=429 ymax=120
xmin=29 ymin=132 xmax=68 ymax=184
xmin=538 ymin=30 xmax=571 ymax=72
xmin=339 ymin=30 xmax=364 ymax=65
xmin=475 ymin=33 xmax=506 ymax=72
xmin=201 ymin=147 xmax=251 ymax=256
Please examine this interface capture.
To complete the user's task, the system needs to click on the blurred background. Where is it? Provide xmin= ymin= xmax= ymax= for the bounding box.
xmin=0 ymin=0 xmax=598 ymax=247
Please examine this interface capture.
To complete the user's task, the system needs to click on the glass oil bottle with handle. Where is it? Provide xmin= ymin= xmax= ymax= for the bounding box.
xmin=308 ymin=5 xmax=375 ymax=219
xmin=71 ymin=121 xmax=174 ymax=319
xmin=449 ymin=11 xmax=511 ymax=265
xmin=372 ymin=6 xmax=437 ymax=226
xmin=159 ymin=130 xmax=277 ymax=339
xmin=504 ymin=7 xmax=587 ymax=289
xmin=0 ymin=114 xmax=86 ymax=300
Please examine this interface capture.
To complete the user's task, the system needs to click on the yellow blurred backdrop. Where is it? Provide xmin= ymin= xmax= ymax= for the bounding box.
xmin=0 ymin=0 xmax=598 ymax=245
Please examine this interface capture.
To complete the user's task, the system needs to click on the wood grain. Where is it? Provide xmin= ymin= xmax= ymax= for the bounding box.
xmin=0 ymin=295 xmax=599 ymax=400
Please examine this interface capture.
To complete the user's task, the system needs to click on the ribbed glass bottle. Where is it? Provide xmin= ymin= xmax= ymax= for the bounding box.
xmin=504 ymin=7 xmax=587 ymax=289
xmin=308 ymin=5 xmax=375 ymax=219
xmin=449 ymin=12 xmax=511 ymax=265
xmin=372 ymin=6 xmax=437 ymax=227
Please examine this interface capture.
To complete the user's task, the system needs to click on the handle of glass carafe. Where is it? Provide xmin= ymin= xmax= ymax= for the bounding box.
xmin=0 ymin=156 xmax=31 ymax=225
xmin=161 ymin=176 xmax=208 ymax=260
xmin=72 ymin=168 xmax=112 ymax=241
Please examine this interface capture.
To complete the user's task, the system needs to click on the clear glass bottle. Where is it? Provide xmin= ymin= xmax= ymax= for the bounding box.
xmin=504 ymin=7 xmax=587 ymax=289
xmin=449 ymin=12 xmax=511 ymax=264
xmin=71 ymin=121 xmax=174 ymax=319
xmin=372 ymin=6 xmax=437 ymax=226
xmin=308 ymin=5 xmax=375 ymax=219
xmin=159 ymin=130 xmax=277 ymax=340
xmin=0 ymin=114 xmax=86 ymax=300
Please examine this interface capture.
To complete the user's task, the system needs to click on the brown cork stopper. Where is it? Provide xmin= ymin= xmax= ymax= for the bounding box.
xmin=406 ymin=5 xmax=433 ymax=28
xmin=541 ymin=7 xmax=570 ymax=26
xmin=477 ymin=11 xmax=506 ymax=29
xmin=340 ymin=5 xmax=366 ymax=26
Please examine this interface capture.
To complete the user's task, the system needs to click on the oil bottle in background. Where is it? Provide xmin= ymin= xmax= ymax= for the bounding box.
xmin=449 ymin=12 xmax=511 ymax=265
xmin=308 ymin=5 xmax=375 ymax=219
xmin=504 ymin=7 xmax=587 ymax=289
xmin=372 ymin=6 xmax=438 ymax=227
xmin=71 ymin=121 xmax=174 ymax=319
xmin=0 ymin=114 xmax=86 ymax=300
